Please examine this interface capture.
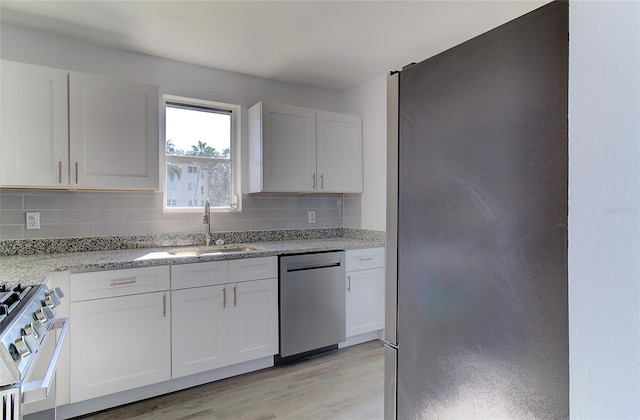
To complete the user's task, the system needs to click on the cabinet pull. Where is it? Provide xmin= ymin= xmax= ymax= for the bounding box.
xmin=347 ymin=275 xmax=351 ymax=292
xmin=223 ymin=287 xmax=226 ymax=308
xmin=110 ymin=278 xmax=137 ymax=287
xmin=359 ymin=257 xmax=374 ymax=262
xmin=75 ymin=162 xmax=79 ymax=184
xmin=162 ymin=294 xmax=167 ymax=317
xmin=233 ymin=286 xmax=237 ymax=306
xmin=58 ymin=161 xmax=62 ymax=184
xmin=320 ymin=174 xmax=324 ymax=189
xmin=312 ymin=173 xmax=316 ymax=189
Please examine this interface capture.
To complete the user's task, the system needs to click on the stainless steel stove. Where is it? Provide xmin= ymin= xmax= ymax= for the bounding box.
xmin=0 ymin=282 xmax=68 ymax=419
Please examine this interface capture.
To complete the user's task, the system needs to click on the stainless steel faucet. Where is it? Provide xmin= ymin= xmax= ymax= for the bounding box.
xmin=203 ymin=199 xmax=212 ymax=246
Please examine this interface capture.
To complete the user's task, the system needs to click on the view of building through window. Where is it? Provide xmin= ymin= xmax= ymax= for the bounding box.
xmin=165 ymin=101 xmax=236 ymax=210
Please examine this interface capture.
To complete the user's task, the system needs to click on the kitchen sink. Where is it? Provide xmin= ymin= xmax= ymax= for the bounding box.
xmin=166 ymin=245 xmax=257 ymax=257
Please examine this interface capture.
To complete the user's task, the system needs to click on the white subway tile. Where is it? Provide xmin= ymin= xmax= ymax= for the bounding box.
xmin=0 ymin=225 xmax=23 ymax=240
xmin=61 ymin=210 xmax=126 ymax=224
xmin=23 ymin=224 xmax=95 ymax=239
xmin=0 ymin=193 xmax=23 ymax=210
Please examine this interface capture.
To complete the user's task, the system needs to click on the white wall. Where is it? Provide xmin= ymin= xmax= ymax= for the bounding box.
xmin=344 ymin=74 xmax=387 ymax=230
xmin=569 ymin=1 xmax=640 ymax=418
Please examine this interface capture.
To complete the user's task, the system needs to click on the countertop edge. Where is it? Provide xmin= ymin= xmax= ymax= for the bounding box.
xmin=0 ymin=238 xmax=384 ymax=287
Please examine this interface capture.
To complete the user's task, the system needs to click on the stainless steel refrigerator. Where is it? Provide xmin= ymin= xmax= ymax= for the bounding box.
xmin=384 ymin=2 xmax=569 ymax=419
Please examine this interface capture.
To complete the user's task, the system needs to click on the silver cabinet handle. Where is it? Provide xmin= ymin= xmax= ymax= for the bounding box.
xmin=75 ymin=162 xmax=79 ymax=184
xmin=162 ymin=294 xmax=167 ymax=317
xmin=347 ymin=275 xmax=351 ymax=292
xmin=58 ymin=161 xmax=62 ymax=184
xmin=223 ymin=287 xmax=226 ymax=308
xmin=312 ymin=173 xmax=316 ymax=189
xmin=110 ymin=278 xmax=137 ymax=287
xmin=233 ymin=286 xmax=237 ymax=306
xmin=359 ymin=257 xmax=374 ymax=262
xmin=320 ymin=174 xmax=324 ymax=189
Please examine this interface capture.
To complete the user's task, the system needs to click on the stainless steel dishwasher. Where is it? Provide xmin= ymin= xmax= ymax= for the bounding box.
xmin=277 ymin=251 xmax=346 ymax=362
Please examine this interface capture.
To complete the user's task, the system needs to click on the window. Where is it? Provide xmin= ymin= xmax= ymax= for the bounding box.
xmin=164 ymin=95 xmax=241 ymax=212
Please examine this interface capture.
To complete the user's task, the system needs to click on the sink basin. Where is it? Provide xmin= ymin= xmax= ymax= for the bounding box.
xmin=167 ymin=245 xmax=257 ymax=257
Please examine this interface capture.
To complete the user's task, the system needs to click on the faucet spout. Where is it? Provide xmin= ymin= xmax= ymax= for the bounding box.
xmin=203 ymin=200 xmax=212 ymax=246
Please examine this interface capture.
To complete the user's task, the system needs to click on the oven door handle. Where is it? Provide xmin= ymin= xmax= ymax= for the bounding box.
xmin=21 ymin=317 xmax=70 ymax=404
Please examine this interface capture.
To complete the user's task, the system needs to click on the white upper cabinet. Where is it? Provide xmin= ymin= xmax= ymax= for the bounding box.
xmin=0 ymin=60 xmax=69 ymax=188
xmin=249 ymin=101 xmax=363 ymax=193
xmin=69 ymin=72 xmax=159 ymax=190
xmin=0 ymin=60 xmax=159 ymax=190
xmin=316 ymin=110 xmax=363 ymax=193
xmin=249 ymin=102 xmax=316 ymax=192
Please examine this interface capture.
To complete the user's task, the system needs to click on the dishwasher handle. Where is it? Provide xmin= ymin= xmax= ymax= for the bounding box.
xmin=285 ymin=260 xmax=342 ymax=273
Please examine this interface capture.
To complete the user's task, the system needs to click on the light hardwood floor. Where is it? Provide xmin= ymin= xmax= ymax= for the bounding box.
xmin=78 ymin=340 xmax=384 ymax=420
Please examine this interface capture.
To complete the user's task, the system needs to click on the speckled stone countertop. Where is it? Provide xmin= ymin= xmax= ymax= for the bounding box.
xmin=0 ymin=229 xmax=384 ymax=287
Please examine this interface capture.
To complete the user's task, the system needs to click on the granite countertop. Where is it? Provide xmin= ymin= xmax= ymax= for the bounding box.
xmin=0 ymin=237 xmax=384 ymax=287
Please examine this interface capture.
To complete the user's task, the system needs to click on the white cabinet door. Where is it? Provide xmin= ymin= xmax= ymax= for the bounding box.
xmin=69 ymin=72 xmax=159 ymax=190
xmin=0 ymin=60 xmax=69 ymax=188
xmin=316 ymin=110 xmax=363 ymax=193
xmin=346 ymin=267 xmax=385 ymax=337
xmin=171 ymin=261 xmax=229 ymax=290
xmin=70 ymin=265 xmax=170 ymax=301
xmin=171 ymin=285 xmax=229 ymax=378
xmin=228 ymin=278 xmax=279 ymax=364
xmin=171 ymin=257 xmax=278 ymax=378
xmin=249 ymin=102 xmax=317 ymax=193
xmin=249 ymin=101 xmax=363 ymax=193
xmin=70 ymin=291 xmax=171 ymax=403
xmin=229 ymin=256 xmax=278 ymax=283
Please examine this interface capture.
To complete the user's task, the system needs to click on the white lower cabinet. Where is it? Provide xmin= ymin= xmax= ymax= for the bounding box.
xmin=171 ymin=285 xmax=228 ymax=378
xmin=228 ymin=278 xmax=278 ymax=365
xmin=171 ymin=257 xmax=278 ymax=379
xmin=69 ymin=266 xmax=171 ymax=403
xmin=345 ymin=248 xmax=385 ymax=337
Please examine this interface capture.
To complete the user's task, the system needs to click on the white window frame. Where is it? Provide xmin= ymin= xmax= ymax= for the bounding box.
xmin=162 ymin=95 xmax=241 ymax=213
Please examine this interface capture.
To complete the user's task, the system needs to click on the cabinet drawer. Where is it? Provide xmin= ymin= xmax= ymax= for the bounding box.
xmin=229 ymin=257 xmax=278 ymax=282
xmin=70 ymin=266 xmax=170 ymax=301
xmin=345 ymin=248 xmax=385 ymax=272
xmin=171 ymin=261 xmax=229 ymax=290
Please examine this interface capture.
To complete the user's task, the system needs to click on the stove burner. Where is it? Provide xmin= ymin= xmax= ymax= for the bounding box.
xmin=0 ymin=282 xmax=35 ymax=328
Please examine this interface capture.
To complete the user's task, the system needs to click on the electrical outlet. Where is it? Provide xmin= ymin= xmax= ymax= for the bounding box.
xmin=26 ymin=212 xmax=41 ymax=230
xmin=308 ymin=210 xmax=316 ymax=224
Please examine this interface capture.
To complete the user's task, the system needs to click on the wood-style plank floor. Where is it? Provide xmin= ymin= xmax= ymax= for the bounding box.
xmin=78 ymin=340 xmax=384 ymax=420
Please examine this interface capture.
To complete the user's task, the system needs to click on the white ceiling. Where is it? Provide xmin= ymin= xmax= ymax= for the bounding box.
xmin=0 ymin=1 xmax=550 ymax=91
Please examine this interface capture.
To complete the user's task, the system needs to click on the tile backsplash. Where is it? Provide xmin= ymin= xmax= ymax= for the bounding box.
xmin=0 ymin=190 xmax=361 ymax=240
